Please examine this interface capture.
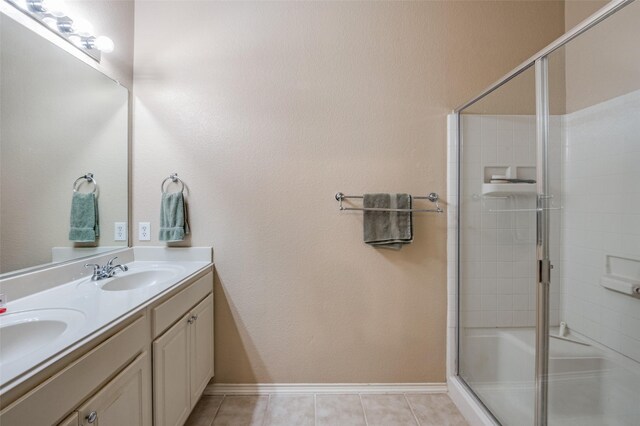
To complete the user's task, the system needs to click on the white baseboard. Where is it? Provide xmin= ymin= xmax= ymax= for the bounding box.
xmin=447 ymin=376 xmax=497 ymax=426
xmin=205 ymin=382 xmax=447 ymax=396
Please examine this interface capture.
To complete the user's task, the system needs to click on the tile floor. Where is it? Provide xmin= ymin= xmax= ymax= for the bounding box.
xmin=185 ymin=393 xmax=468 ymax=426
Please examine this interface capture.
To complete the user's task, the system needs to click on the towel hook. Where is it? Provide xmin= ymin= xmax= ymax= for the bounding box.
xmin=73 ymin=172 xmax=97 ymax=194
xmin=161 ymin=173 xmax=185 ymax=194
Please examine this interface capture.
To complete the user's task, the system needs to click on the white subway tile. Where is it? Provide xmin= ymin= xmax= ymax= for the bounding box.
xmin=513 ymin=294 xmax=529 ymax=310
xmin=481 ymin=262 xmax=497 ymax=279
xmin=497 ymin=295 xmax=513 ymax=311
xmin=497 ymin=311 xmax=513 ymax=327
xmin=497 ymin=278 xmax=513 ymax=295
xmin=481 ymin=311 xmax=497 ymax=327
xmin=481 ymin=279 xmax=498 ymax=295
xmin=481 ymin=294 xmax=498 ymax=311
xmin=513 ymin=311 xmax=531 ymax=327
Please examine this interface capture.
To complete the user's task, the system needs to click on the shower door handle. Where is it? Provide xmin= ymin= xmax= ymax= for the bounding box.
xmin=538 ymin=259 xmax=552 ymax=284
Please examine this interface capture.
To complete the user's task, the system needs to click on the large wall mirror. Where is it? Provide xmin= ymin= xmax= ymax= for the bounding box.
xmin=0 ymin=12 xmax=129 ymax=277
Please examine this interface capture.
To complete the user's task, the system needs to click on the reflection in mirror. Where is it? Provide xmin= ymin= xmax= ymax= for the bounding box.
xmin=0 ymin=13 xmax=129 ymax=277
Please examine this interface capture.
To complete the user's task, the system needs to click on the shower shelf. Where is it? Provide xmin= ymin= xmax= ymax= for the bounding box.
xmin=481 ymin=183 xmax=537 ymax=196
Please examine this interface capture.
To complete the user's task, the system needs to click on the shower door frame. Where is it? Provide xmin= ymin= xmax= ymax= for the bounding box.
xmin=453 ymin=1 xmax=636 ymax=424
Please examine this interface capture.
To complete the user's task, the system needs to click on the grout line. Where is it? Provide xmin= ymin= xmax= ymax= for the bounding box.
xmin=404 ymin=393 xmax=421 ymax=426
xmin=314 ymin=393 xmax=317 ymax=426
xmin=358 ymin=393 xmax=369 ymax=426
xmin=210 ymin=394 xmax=226 ymax=425
xmin=261 ymin=394 xmax=271 ymax=426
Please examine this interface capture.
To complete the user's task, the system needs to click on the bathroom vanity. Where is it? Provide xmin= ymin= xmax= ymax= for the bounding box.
xmin=0 ymin=7 xmax=216 ymax=425
xmin=0 ymin=4 xmax=217 ymax=424
xmin=0 ymin=248 xmax=214 ymax=426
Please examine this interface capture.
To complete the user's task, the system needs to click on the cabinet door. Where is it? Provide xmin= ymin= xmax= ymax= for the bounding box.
xmin=153 ymin=313 xmax=191 ymax=426
xmin=58 ymin=412 xmax=79 ymax=426
xmin=189 ymin=294 xmax=214 ymax=405
xmin=77 ymin=351 xmax=151 ymax=426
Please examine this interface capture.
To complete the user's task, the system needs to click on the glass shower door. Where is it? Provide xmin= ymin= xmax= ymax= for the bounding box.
xmin=457 ymin=65 xmax=539 ymax=425
xmin=457 ymin=2 xmax=640 ymax=424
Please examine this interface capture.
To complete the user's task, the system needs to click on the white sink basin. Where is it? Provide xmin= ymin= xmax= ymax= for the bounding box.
xmin=99 ymin=268 xmax=182 ymax=292
xmin=0 ymin=309 xmax=86 ymax=366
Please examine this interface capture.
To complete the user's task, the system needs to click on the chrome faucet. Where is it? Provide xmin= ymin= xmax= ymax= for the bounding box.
xmin=85 ymin=256 xmax=129 ymax=281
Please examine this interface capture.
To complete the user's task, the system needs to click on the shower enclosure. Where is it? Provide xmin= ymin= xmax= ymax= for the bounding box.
xmin=452 ymin=1 xmax=640 ymax=424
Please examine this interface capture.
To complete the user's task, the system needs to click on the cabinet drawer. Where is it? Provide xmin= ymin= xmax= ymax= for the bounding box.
xmin=152 ymin=272 xmax=213 ymax=338
xmin=0 ymin=315 xmax=148 ymax=426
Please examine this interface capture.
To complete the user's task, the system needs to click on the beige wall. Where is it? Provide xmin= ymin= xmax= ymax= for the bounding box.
xmin=563 ymin=0 xmax=640 ymax=112
xmin=565 ymin=0 xmax=608 ymax=30
xmin=133 ymin=1 xmax=564 ymax=383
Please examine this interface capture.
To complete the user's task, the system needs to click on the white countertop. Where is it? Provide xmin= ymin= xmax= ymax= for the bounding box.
xmin=0 ymin=259 xmax=211 ymax=392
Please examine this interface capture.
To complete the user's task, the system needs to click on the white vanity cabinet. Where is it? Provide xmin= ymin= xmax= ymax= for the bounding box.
xmin=0 ymin=266 xmax=214 ymax=426
xmin=0 ymin=315 xmax=150 ymax=426
xmin=152 ymin=274 xmax=214 ymax=426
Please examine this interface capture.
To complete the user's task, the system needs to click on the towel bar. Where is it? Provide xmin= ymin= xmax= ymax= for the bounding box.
xmin=335 ymin=192 xmax=443 ymax=213
xmin=73 ymin=173 xmax=97 ymax=193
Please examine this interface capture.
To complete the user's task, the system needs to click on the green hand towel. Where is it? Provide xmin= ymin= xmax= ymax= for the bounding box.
xmin=363 ymin=193 xmax=412 ymax=250
xmin=159 ymin=192 xmax=190 ymax=242
xmin=69 ymin=192 xmax=99 ymax=242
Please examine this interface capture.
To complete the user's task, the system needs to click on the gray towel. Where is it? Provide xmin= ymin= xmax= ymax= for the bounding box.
xmin=69 ymin=192 xmax=99 ymax=242
xmin=363 ymin=193 xmax=412 ymax=250
xmin=159 ymin=192 xmax=190 ymax=242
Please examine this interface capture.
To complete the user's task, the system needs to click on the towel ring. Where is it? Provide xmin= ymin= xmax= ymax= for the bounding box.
xmin=73 ymin=173 xmax=97 ymax=194
xmin=161 ymin=173 xmax=185 ymax=194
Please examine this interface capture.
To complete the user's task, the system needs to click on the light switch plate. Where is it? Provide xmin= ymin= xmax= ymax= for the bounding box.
xmin=114 ymin=222 xmax=127 ymax=241
xmin=139 ymin=222 xmax=151 ymax=241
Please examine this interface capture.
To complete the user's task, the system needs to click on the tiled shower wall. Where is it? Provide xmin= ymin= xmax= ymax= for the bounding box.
xmin=458 ymin=114 xmax=562 ymax=329
xmin=454 ymin=90 xmax=640 ymax=366
xmin=560 ymin=89 xmax=640 ymax=362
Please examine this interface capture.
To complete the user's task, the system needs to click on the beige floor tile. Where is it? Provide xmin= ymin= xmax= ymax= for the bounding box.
xmin=360 ymin=394 xmax=418 ymax=426
xmin=316 ymin=394 xmax=367 ymax=426
xmin=213 ymin=395 xmax=269 ymax=426
xmin=263 ymin=394 xmax=315 ymax=426
xmin=185 ymin=395 xmax=225 ymax=426
xmin=406 ymin=394 xmax=468 ymax=426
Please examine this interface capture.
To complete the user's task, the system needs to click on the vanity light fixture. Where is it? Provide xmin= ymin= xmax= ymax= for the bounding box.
xmin=7 ymin=0 xmax=115 ymax=60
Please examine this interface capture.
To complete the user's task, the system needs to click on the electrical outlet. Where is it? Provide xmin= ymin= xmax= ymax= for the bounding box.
xmin=139 ymin=222 xmax=151 ymax=241
xmin=114 ymin=222 xmax=127 ymax=241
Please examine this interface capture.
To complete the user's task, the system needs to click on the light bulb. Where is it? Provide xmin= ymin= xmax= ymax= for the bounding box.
xmin=42 ymin=16 xmax=58 ymax=29
xmin=71 ymin=17 xmax=93 ymax=36
xmin=26 ymin=0 xmax=45 ymax=13
xmin=42 ymin=0 xmax=66 ymax=17
xmin=94 ymin=36 xmax=114 ymax=53
xmin=56 ymin=16 xmax=73 ymax=33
